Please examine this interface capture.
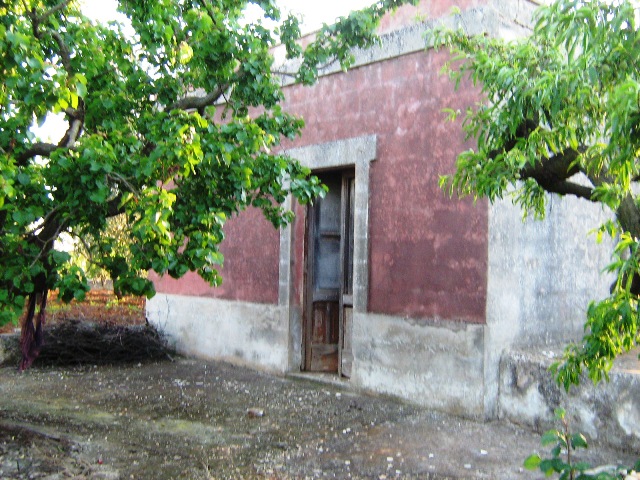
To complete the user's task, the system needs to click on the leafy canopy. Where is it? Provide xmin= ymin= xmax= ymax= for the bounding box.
xmin=1 ymin=0 xmax=415 ymax=327
xmin=433 ymin=0 xmax=640 ymax=389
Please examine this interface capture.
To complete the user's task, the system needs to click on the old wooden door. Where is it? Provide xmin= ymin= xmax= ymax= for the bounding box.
xmin=304 ymin=170 xmax=355 ymax=377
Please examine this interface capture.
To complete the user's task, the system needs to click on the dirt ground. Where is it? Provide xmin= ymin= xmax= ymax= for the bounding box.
xmin=0 ymin=292 xmax=636 ymax=479
xmin=1 ymin=356 xmax=637 ymax=480
xmin=0 ymin=289 xmax=146 ymax=336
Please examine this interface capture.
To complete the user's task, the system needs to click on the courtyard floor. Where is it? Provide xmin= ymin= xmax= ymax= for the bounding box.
xmin=0 ymin=357 xmax=636 ymax=479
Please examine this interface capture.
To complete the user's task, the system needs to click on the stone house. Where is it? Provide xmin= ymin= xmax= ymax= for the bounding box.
xmin=147 ymin=0 xmax=614 ymax=423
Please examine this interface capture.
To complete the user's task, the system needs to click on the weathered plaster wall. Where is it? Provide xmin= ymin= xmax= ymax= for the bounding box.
xmin=377 ymin=0 xmax=491 ymax=34
xmin=483 ymin=194 xmax=614 ymax=416
xmin=487 ymin=194 xmax=613 ymax=347
xmin=147 ymin=294 xmax=289 ymax=372
xmin=350 ymin=312 xmax=487 ymax=417
xmin=151 ymin=206 xmax=280 ymax=304
xmin=499 ymin=348 xmax=640 ymax=452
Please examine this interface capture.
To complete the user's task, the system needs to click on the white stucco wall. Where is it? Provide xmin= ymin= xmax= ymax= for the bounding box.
xmin=350 ymin=312 xmax=486 ymax=417
xmin=147 ymin=294 xmax=290 ymax=373
xmin=147 ymin=292 xmax=489 ymax=415
xmin=484 ymin=193 xmax=614 ymax=417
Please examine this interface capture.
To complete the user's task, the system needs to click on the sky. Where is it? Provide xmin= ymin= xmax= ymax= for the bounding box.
xmin=81 ymin=0 xmax=376 ymax=33
xmin=259 ymin=0 xmax=375 ymax=32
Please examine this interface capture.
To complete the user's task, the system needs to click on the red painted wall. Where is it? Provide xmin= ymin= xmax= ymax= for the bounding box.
xmin=283 ymin=49 xmax=488 ymax=323
xmin=150 ymin=206 xmax=280 ymax=304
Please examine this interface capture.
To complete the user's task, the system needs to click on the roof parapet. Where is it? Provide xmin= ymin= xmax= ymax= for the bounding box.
xmin=274 ymin=0 xmax=539 ymax=86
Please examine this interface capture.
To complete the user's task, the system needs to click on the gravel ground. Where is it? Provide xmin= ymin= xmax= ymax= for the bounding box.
xmin=0 ymin=358 xmax=636 ymax=479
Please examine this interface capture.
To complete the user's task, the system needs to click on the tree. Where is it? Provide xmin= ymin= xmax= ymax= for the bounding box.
xmin=1 ymin=0 xmax=415 ymax=369
xmin=433 ymin=0 xmax=640 ymax=389
xmin=70 ymin=213 xmax=143 ymax=287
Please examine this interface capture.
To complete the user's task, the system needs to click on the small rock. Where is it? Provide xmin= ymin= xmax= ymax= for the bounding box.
xmin=247 ymin=408 xmax=264 ymax=418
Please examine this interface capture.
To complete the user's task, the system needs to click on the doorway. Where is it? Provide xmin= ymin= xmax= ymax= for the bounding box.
xmin=303 ymin=169 xmax=355 ymax=377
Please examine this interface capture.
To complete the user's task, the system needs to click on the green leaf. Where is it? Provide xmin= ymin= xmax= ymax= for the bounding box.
xmin=541 ymin=430 xmax=561 ymax=447
xmin=75 ymin=80 xmax=88 ymax=99
xmin=570 ymin=433 xmax=588 ymax=449
xmin=163 ymin=24 xmax=174 ymax=43
xmin=554 ymin=408 xmax=566 ymax=420
xmin=26 ymin=56 xmax=43 ymax=69
xmin=56 ymin=96 xmax=69 ymax=111
xmin=540 ymin=457 xmax=567 ymax=475
xmin=178 ymin=41 xmax=193 ymax=64
xmin=16 ymin=172 xmax=30 ymax=185
xmin=573 ymin=461 xmax=592 ymax=472
xmin=524 ymin=454 xmax=542 ymax=470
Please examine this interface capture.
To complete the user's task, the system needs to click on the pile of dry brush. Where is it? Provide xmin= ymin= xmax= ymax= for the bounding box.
xmin=0 ymin=290 xmax=176 ymax=368
xmin=1 ymin=320 xmax=176 ymax=368
xmin=35 ymin=320 xmax=176 ymax=366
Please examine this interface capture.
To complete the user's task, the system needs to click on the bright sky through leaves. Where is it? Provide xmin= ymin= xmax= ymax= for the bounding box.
xmin=81 ymin=0 xmax=376 ymax=33
xmin=38 ymin=0 xmax=377 ymax=142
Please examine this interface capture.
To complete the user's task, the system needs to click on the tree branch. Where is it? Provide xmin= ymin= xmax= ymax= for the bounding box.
xmin=489 ymin=116 xmax=594 ymax=202
xmin=486 ymin=117 xmax=539 ymax=161
xmin=107 ymin=172 xmax=140 ymax=198
xmin=29 ymin=2 xmax=85 ymax=150
xmin=32 ymin=20 xmax=73 ymax=74
xmin=168 ymin=85 xmax=226 ymax=112
xmin=616 ymin=194 xmax=640 ymax=239
xmin=37 ymin=0 xmax=72 ymax=24
xmin=105 ymin=199 xmax=124 ymax=218
xmin=47 ymin=25 xmax=72 ymax=74
xmin=33 ymin=212 xmax=64 ymax=251
xmin=61 ymin=115 xmax=83 ymax=147
xmin=520 ymin=147 xmax=595 ymax=200
xmin=532 ymin=179 xmax=595 ymax=201
xmin=16 ymin=143 xmax=59 ymax=166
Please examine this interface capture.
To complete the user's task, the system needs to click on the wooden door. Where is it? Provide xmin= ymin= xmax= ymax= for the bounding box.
xmin=340 ymin=174 xmax=355 ymax=377
xmin=304 ymin=170 xmax=355 ymax=376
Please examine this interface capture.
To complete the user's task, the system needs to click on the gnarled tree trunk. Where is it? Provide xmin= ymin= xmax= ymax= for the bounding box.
xmin=20 ymin=288 xmax=48 ymax=371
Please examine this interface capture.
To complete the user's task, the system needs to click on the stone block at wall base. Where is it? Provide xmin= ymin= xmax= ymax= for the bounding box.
xmin=499 ymin=347 xmax=640 ymax=453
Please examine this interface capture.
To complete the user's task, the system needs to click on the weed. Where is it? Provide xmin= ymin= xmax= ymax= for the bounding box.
xmin=524 ymin=408 xmax=640 ymax=479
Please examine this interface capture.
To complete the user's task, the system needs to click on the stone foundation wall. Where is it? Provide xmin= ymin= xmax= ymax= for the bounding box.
xmin=499 ymin=348 xmax=640 ymax=453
